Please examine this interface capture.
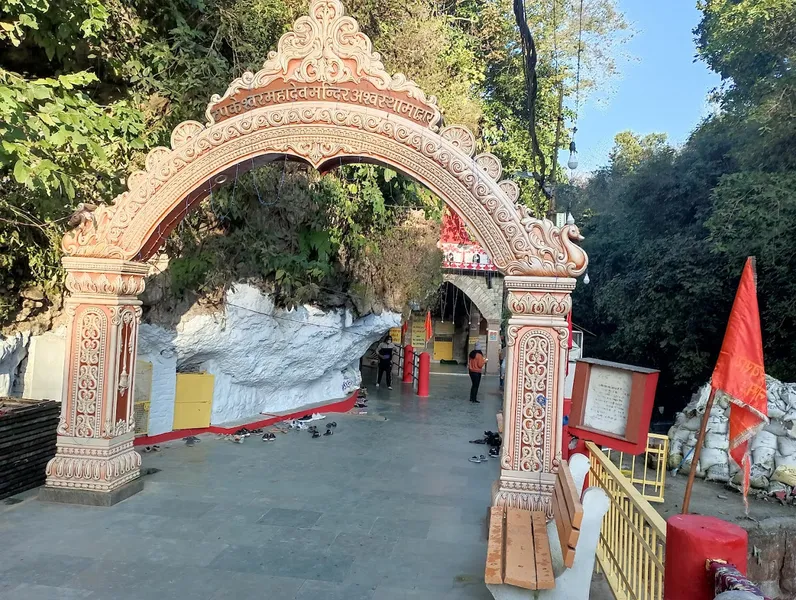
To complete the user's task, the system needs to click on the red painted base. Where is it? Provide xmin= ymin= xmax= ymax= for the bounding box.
xmin=134 ymin=390 xmax=359 ymax=446
xmin=664 ymin=514 xmax=748 ymax=600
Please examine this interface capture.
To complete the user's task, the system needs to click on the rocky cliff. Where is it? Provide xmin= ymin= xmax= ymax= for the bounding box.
xmin=0 ymin=284 xmax=399 ymax=436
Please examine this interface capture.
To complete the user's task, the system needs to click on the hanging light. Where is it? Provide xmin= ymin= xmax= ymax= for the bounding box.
xmin=583 ymin=272 xmax=590 ymax=285
xmin=567 ymin=140 xmax=579 ymax=171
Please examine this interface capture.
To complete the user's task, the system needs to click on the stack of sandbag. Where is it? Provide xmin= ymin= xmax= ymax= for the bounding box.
xmin=668 ymin=375 xmax=796 ymax=495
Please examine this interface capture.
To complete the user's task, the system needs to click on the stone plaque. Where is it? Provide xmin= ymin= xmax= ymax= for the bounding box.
xmin=582 ymin=366 xmax=633 ymax=436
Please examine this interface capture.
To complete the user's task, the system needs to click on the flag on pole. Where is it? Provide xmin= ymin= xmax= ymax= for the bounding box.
xmin=711 ymin=257 xmax=768 ymax=511
xmin=401 ymin=321 xmax=408 ymax=338
xmin=424 ymin=311 xmax=433 ymax=346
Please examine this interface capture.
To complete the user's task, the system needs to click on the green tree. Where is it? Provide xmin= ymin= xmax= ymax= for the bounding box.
xmin=0 ymin=0 xmax=628 ymax=324
xmin=567 ymin=0 xmax=796 ymax=410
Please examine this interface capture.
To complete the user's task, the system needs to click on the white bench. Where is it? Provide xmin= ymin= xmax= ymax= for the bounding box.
xmin=485 ymin=453 xmax=610 ymax=600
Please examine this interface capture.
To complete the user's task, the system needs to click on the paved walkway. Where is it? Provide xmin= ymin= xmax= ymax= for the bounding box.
xmin=0 ymin=370 xmax=611 ymax=599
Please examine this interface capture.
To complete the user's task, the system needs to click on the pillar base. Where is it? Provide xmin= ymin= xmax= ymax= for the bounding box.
xmin=45 ymin=432 xmax=141 ymax=493
xmin=492 ymin=470 xmax=556 ymax=516
xmin=39 ymin=477 xmax=143 ymax=507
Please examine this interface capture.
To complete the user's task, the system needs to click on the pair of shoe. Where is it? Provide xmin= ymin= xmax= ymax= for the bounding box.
xmin=297 ymin=413 xmax=325 ymax=423
xmin=469 ymin=455 xmax=488 ymax=463
xmin=470 ymin=399 xmax=480 ymax=403
xmin=488 ymin=447 xmax=499 ymax=458
xmin=261 ymin=433 xmax=276 ymax=442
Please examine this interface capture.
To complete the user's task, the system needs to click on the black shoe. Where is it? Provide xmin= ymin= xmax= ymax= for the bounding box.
xmin=324 ymin=429 xmax=333 ymax=436
xmin=471 ymin=399 xmax=480 ymax=403
xmin=312 ymin=431 xmax=321 ymax=438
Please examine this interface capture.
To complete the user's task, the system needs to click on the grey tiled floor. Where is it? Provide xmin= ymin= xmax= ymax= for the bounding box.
xmin=0 ymin=371 xmax=502 ymax=599
xmin=0 ymin=370 xmax=612 ymax=599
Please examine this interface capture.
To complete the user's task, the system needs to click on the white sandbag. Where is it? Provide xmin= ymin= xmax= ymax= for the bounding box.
xmin=669 ymin=439 xmax=683 ymax=457
xmin=681 ymin=448 xmax=704 ymax=478
xmin=670 ymin=428 xmax=691 ymax=443
xmin=729 ymin=459 xmax=741 ymax=475
xmin=764 ymin=420 xmax=790 ymax=437
xmin=707 ymin=417 xmax=729 ymax=435
xmin=681 ymin=416 xmax=702 ymax=431
xmin=778 ymin=436 xmax=796 ymax=456
xmin=750 ymin=430 xmax=777 ymax=451
xmin=700 ymin=447 xmax=729 ymax=470
xmin=783 ymin=387 xmax=796 ymax=407
xmin=750 ymin=464 xmax=771 ymax=488
xmin=774 ymin=452 xmax=796 ymax=469
xmin=769 ymin=405 xmax=786 ymax=420
xmin=704 ymin=432 xmax=729 ymax=451
xmin=705 ymin=463 xmax=731 ymax=483
xmin=751 ymin=447 xmax=776 ymax=475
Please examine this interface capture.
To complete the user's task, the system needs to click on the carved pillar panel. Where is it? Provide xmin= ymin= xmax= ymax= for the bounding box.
xmin=44 ymin=257 xmax=148 ymax=500
xmin=493 ymin=276 xmax=575 ymax=514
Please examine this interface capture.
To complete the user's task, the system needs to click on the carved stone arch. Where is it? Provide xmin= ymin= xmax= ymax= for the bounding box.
xmin=442 ymin=273 xmax=502 ymax=323
xmin=46 ymin=0 xmax=587 ymax=511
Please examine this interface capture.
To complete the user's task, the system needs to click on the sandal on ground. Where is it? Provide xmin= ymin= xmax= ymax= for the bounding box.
xmin=324 ymin=429 xmax=333 ymax=436
xmin=469 ymin=456 xmax=484 ymax=463
xmin=312 ymin=431 xmax=321 ymax=439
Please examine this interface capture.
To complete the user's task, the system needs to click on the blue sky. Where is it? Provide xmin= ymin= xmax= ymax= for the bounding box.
xmin=572 ymin=0 xmax=722 ymax=172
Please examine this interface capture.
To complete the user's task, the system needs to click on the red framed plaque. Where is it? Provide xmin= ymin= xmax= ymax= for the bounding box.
xmin=568 ymin=358 xmax=659 ymax=455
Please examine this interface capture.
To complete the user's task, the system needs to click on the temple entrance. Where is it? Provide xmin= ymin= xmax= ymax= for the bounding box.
xmin=45 ymin=0 xmax=586 ymax=512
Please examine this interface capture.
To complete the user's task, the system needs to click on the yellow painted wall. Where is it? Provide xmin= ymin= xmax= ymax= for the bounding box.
xmin=173 ymin=373 xmax=214 ymax=430
xmin=433 ymin=321 xmax=454 ymax=360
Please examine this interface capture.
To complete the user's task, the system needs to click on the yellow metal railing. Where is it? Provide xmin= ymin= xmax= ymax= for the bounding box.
xmin=587 ymin=441 xmax=667 ymax=600
xmin=604 ymin=433 xmax=669 ymax=503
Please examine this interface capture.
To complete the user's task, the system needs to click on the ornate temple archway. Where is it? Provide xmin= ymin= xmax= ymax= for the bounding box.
xmin=45 ymin=0 xmax=587 ymax=511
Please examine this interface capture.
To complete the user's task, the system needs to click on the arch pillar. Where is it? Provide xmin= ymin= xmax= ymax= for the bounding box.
xmin=494 ymin=276 xmax=574 ymax=514
xmin=41 ymin=257 xmax=148 ymax=505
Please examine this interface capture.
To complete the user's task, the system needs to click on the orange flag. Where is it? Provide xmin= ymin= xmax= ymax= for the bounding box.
xmin=424 ymin=311 xmax=433 ymax=344
xmin=711 ymin=257 xmax=768 ymax=510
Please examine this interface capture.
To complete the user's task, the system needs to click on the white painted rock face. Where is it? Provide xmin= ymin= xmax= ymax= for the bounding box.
xmin=137 ymin=284 xmax=399 ymax=434
xmin=1 ymin=284 xmax=398 ymax=437
xmin=0 ymin=332 xmax=30 ymax=397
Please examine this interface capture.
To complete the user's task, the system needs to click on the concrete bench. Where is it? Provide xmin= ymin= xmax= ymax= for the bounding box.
xmin=485 ymin=453 xmax=609 ymax=600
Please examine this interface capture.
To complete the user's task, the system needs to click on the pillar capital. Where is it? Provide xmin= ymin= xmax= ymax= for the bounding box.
xmin=504 ymin=276 xmax=574 ymax=321
xmin=63 ymin=257 xmax=148 ymax=304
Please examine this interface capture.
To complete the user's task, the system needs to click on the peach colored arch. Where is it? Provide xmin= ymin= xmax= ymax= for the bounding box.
xmin=61 ymin=0 xmax=587 ymax=278
xmin=46 ymin=0 xmax=587 ymax=513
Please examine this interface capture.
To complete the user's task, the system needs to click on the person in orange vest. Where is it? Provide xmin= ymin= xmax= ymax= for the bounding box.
xmin=468 ymin=342 xmax=487 ymax=403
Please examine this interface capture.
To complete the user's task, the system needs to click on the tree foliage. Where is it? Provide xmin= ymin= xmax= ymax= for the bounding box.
xmin=572 ymin=0 xmax=796 ymax=409
xmin=0 ymin=0 xmax=626 ymax=324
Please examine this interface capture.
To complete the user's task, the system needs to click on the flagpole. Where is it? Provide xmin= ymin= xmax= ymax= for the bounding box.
xmin=682 ymin=388 xmax=716 ymax=514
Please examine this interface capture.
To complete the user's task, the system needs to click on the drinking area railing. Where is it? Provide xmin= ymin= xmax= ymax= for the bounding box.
xmin=587 ymin=441 xmax=667 ymax=600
